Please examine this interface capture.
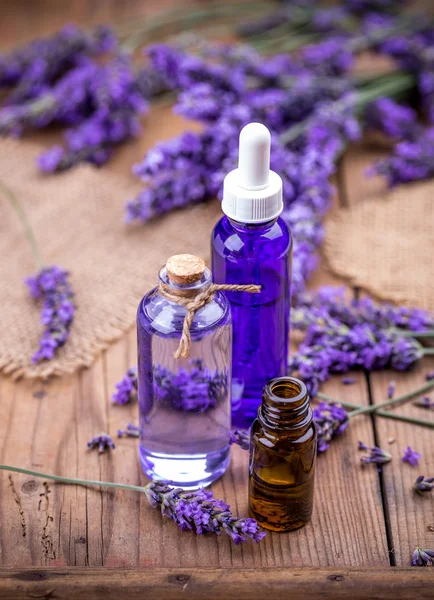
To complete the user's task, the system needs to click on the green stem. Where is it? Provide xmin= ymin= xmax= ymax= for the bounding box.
xmin=279 ymin=71 xmax=415 ymax=145
xmin=118 ymin=2 xmax=272 ymax=51
xmin=395 ymin=330 xmax=434 ymax=338
xmin=0 ymin=180 xmax=43 ymax=269
xmin=423 ymin=348 xmax=434 ymax=356
xmin=316 ymin=392 xmax=434 ymax=428
xmin=349 ymin=380 xmax=434 ymax=417
xmin=373 ymin=411 xmax=434 ymax=428
xmin=0 ymin=464 xmax=147 ymax=494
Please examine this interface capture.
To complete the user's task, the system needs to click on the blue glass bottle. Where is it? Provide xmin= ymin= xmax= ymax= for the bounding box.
xmin=211 ymin=123 xmax=292 ymax=427
xmin=137 ymin=255 xmax=232 ymax=489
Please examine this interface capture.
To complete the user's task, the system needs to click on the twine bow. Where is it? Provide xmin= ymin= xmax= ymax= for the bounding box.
xmin=158 ymin=283 xmax=261 ymax=359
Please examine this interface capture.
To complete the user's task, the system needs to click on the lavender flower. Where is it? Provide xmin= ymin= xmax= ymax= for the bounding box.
xmin=289 ymin=287 xmax=431 ymax=394
xmin=412 ymin=547 xmax=434 ymax=567
xmin=313 ymin=402 xmax=349 ymax=453
xmin=112 ymin=367 xmax=138 ymax=405
xmin=87 ymin=433 xmax=115 ymax=454
xmin=229 ymin=429 xmax=250 ymax=451
xmin=144 ymin=481 xmax=265 ymax=544
xmin=358 ymin=441 xmax=392 ymax=465
xmin=426 ymin=370 xmax=434 ymax=381
xmin=0 ymin=25 xmax=116 ymax=104
xmin=387 ymin=380 xmax=396 ymax=399
xmin=371 ymin=127 xmax=434 ymax=186
xmin=341 ymin=376 xmax=356 ymax=385
xmin=365 ymin=98 xmax=418 ymax=139
xmin=413 ymin=396 xmax=434 ymax=409
xmin=117 ymin=423 xmax=140 ymax=438
xmin=153 ymin=360 xmax=228 ymax=412
xmin=25 ymin=265 xmax=75 ymax=362
xmin=402 ymin=446 xmax=421 ymax=466
xmin=413 ymin=475 xmax=434 ymax=494
xmin=301 ymin=38 xmax=354 ymax=76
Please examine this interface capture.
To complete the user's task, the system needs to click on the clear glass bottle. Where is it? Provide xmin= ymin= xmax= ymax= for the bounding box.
xmin=137 ymin=255 xmax=232 ymax=489
xmin=249 ymin=376 xmax=316 ymax=532
xmin=211 ymin=123 xmax=292 ymax=428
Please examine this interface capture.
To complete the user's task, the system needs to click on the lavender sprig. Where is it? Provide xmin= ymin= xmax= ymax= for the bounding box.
xmin=0 ymin=25 xmax=116 ymax=104
xmin=87 ymin=433 xmax=115 ymax=454
xmin=358 ymin=441 xmax=392 ymax=465
xmin=145 ymin=481 xmax=265 ymax=544
xmin=289 ymin=287 xmax=433 ymax=395
xmin=0 ymin=463 xmax=265 ymax=545
xmin=25 ymin=266 xmax=75 ymax=363
xmin=414 ymin=475 xmax=434 ymax=494
xmin=412 ymin=547 xmax=434 ymax=567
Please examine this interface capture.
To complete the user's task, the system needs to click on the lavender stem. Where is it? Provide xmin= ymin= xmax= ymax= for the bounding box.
xmin=317 ymin=392 xmax=434 ymax=428
xmin=0 ymin=464 xmax=146 ymax=494
xmin=0 ymin=179 xmax=43 ymax=268
xmin=341 ymin=380 xmax=434 ymax=417
xmin=396 ymin=330 xmax=434 ymax=338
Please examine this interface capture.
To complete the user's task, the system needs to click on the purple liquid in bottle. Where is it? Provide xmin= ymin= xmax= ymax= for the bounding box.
xmin=211 ymin=122 xmax=292 ymax=427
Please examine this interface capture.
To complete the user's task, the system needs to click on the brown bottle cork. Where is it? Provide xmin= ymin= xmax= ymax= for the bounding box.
xmin=166 ymin=254 xmax=206 ymax=285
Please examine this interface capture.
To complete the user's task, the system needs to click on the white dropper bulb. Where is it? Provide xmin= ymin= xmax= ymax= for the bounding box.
xmin=238 ymin=123 xmax=271 ymax=191
xmin=221 ymin=121 xmax=283 ymax=224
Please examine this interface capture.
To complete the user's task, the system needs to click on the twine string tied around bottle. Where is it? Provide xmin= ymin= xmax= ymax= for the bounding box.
xmin=158 ymin=283 xmax=261 ymax=359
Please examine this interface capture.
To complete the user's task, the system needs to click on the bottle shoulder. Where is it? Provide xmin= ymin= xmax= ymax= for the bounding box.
xmin=212 ymin=216 xmax=292 ymax=260
xmin=137 ymin=287 xmax=231 ymax=336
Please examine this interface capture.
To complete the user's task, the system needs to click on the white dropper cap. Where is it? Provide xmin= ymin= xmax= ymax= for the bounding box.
xmin=221 ymin=122 xmax=283 ymax=223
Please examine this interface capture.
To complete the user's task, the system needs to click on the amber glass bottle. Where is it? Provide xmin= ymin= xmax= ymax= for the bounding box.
xmin=248 ymin=376 xmax=316 ymax=532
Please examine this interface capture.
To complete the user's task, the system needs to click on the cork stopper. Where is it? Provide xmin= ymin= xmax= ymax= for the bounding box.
xmin=166 ymin=254 xmax=206 ymax=286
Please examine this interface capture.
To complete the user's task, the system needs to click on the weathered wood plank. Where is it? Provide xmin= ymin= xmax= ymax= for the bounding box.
xmin=369 ymin=359 xmax=434 ymax=567
xmin=1 ymin=567 xmax=434 ymax=600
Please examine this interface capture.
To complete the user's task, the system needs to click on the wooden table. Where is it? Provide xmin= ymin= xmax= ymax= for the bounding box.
xmin=0 ymin=2 xmax=433 ymax=598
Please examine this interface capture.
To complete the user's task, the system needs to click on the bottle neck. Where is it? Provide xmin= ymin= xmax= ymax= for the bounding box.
xmin=158 ymin=266 xmax=212 ymax=300
xmin=258 ymin=377 xmax=312 ymax=431
xmin=227 ymin=216 xmax=278 ymax=234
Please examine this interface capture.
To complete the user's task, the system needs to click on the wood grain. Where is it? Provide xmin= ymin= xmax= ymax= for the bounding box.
xmin=341 ymin=144 xmax=434 ymax=567
xmin=369 ymin=360 xmax=434 ymax=567
xmin=1 ymin=567 xmax=434 ymax=600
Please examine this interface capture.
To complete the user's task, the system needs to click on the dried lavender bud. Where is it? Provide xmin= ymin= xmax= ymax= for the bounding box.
xmin=117 ymin=424 xmax=140 ymax=438
xmin=112 ymin=368 xmax=138 ymax=405
xmin=25 ymin=265 xmax=75 ymax=362
xmin=412 ymin=547 xmax=434 ymax=566
xmin=413 ymin=396 xmax=434 ymax=410
xmin=358 ymin=441 xmax=392 ymax=465
xmin=87 ymin=433 xmax=115 ymax=454
xmin=229 ymin=429 xmax=250 ymax=451
xmin=426 ymin=370 xmax=434 ymax=381
xmin=341 ymin=377 xmax=356 ymax=385
xmin=413 ymin=475 xmax=434 ymax=494
xmin=144 ymin=481 xmax=265 ymax=544
xmin=387 ymin=380 xmax=396 ymax=399
xmin=402 ymin=446 xmax=421 ymax=466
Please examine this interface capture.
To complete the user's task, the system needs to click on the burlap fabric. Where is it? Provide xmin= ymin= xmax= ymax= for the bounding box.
xmin=324 ymin=181 xmax=434 ymax=312
xmin=0 ymin=129 xmax=221 ymax=379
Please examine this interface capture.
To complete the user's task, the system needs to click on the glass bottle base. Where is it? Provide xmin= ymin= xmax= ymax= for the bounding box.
xmin=139 ymin=445 xmax=231 ymax=490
